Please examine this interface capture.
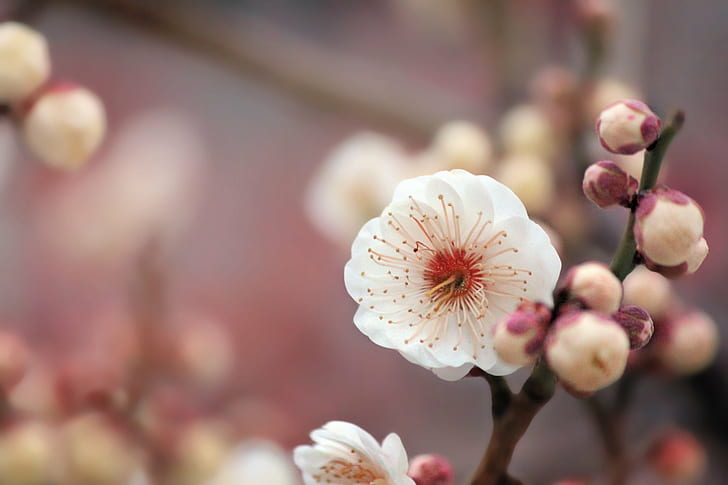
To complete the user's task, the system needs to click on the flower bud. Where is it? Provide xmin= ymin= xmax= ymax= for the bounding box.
xmin=596 ymin=99 xmax=661 ymax=155
xmin=647 ymin=430 xmax=706 ymax=484
xmin=22 ymin=83 xmax=106 ymax=170
xmin=582 ymin=160 xmax=638 ymax=208
xmin=0 ymin=419 xmax=59 ymax=485
xmin=622 ymin=266 xmax=672 ymax=320
xmin=408 ymin=454 xmax=454 ymax=485
xmin=563 ymin=262 xmax=622 ymax=314
xmin=499 ymin=104 xmax=558 ymax=160
xmin=654 ymin=311 xmax=718 ymax=376
xmin=496 ymin=155 xmax=555 ymax=215
xmin=428 ymin=121 xmax=492 ymax=173
xmin=612 ymin=305 xmax=654 ymax=350
xmin=493 ymin=301 xmax=551 ymax=366
xmin=171 ymin=421 xmax=231 ymax=485
xmin=0 ymin=331 xmax=28 ymax=391
xmin=634 ymin=187 xmax=708 ymax=277
xmin=545 ymin=311 xmax=629 ymax=393
xmin=0 ymin=22 xmax=50 ymax=102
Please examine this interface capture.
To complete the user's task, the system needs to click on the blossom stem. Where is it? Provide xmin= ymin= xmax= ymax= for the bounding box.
xmin=609 ymin=110 xmax=685 ymax=280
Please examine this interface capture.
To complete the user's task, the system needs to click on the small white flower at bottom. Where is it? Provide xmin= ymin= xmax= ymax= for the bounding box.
xmin=345 ymin=170 xmax=561 ymax=380
xmin=294 ymin=421 xmax=414 ymax=485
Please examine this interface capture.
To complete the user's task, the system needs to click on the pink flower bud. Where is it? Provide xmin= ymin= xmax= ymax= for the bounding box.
xmin=634 ymin=187 xmax=708 ymax=278
xmin=563 ymin=262 xmax=622 ymax=314
xmin=653 ymin=311 xmax=719 ymax=376
xmin=582 ymin=161 xmax=638 ymax=208
xmin=0 ymin=22 xmax=50 ymax=102
xmin=622 ymin=266 xmax=672 ymax=320
xmin=647 ymin=430 xmax=706 ymax=484
xmin=612 ymin=305 xmax=654 ymax=350
xmin=22 ymin=83 xmax=106 ymax=170
xmin=408 ymin=454 xmax=454 ymax=485
xmin=0 ymin=331 xmax=28 ymax=391
xmin=493 ymin=301 xmax=551 ymax=366
xmin=545 ymin=311 xmax=629 ymax=393
xmin=596 ymin=99 xmax=661 ymax=154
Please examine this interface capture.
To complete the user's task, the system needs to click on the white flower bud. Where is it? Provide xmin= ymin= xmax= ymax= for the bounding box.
xmin=582 ymin=160 xmax=638 ymax=208
xmin=545 ymin=311 xmax=630 ymax=393
xmin=172 ymin=421 xmax=231 ymax=485
xmin=0 ymin=22 xmax=50 ymax=102
xmin=0 ymin=420 xmax=59 ymax=485
xmin=427 ymin=121 xmax=492 ymax=173
xmin=622 ymin=266 xmax=673 ymax=320
xmin=647 ymin=430 xmax=706 ymax=485
xmin=634 ymin=187 xmax=708 ymax=277
xmin=499 ymin=104 xmax=558 ymax=160
xmin=493 ymin=302 xmax=551 ymax=366
xmin=596 ymin=99 xmax=661 ymax=155
xmin=496 ymin=155 xmax=556 ymax=215
xmin=23 ymin=84 xmax=106 ymax=170
xmin=408 ymin=454 xmax=454 ymax=485
xmin=563 ymin=262 xmax=622 ymax=313
xmin=655 ymin=311 xmax=719 ymax=376
xmin=612 ymin=305 xmax=654 ymax=350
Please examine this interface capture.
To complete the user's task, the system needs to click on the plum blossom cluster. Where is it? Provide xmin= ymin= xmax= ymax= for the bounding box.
xmin=0 ymin=21 xmax=106 ymax=170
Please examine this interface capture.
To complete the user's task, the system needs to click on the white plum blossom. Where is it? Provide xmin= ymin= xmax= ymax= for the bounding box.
xmin=206 ymin=440 xmax=298 ymax=485
xmin=345 ymin=170 xmax=561 ymax=380
xmin=294 ymin=421 xmax=413 ymax=485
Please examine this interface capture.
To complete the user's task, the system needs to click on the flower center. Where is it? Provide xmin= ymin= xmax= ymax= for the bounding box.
xmin=424 ymin=248 xmax=483 ymax=310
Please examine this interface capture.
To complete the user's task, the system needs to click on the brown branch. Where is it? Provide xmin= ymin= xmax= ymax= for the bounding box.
xmin=49 ymin=0 xmax=475 ymax=141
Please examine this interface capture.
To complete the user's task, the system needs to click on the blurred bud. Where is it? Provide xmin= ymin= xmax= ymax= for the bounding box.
xmin=0 ymin=419 xmax=59 ymax=485
xmin=563 ymin=262 xmax=622 ymax=313
xmin=55 ymin=358 xmax=128 ymax=413
xmin=612 ymin=305 xmax=654 ymax=350
xmin=499 ymin=104 xmax=558 ymax=160
xmin=424 ymin=121 xmax=492 ymax=174
xmin=23 ymin=83 xmax=106 ymax=170
xmin=623 ymin=266 xmax=673 ymax=320
xmin=582 ymin=160 xmax=638 ymax=208
xmin=306 ymin=132 xmax=408 ymax=245
xmin=0 ymin=331 xmax=28 ymax=392
xmin=496 ymin=155 xmax=555 ymax=215
xmin=634 ymin=187 xmax=708 ymax=278
xmin=8 ymin=360 xmax=60 ymax=417
xmin=171 ymin=421 xmax=231 ymax=485
xmin=529 ymin=67 xmax=579 ymax=126
xmin=545 ymin=311 xmax=629 ymax=393
xmin=647 ymin=430 xmax=706 ymax=484
xmin=493 ymin=301 xmax=551 ymax=366
xmin=654 ymin=311 xmax=719 ymax=376
xmin=62 ymin=412 xmax=138 ymax=485
xmin=575 ymin=0 xmax=614 ymax=36
xmin=408 ymin=454 xmax=454 ymax=485
xmin=596 ymin=99 xmax=661 ymax=155
xmin=204 ymin=440 xmax=298 ymax=485
xmin=171 ymin=314 xmax=233 ymax=387
xmin=0 ymin=22 xmax=50 ymax=102
xmin=585 ymin=79 xmax=640 ymax=123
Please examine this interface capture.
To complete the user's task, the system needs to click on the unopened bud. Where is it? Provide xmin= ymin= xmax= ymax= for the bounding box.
xmin=654 ymin=311 xmax=719 ymax=376
xmin=0 ymin=331 xmax=28 ymax=391
xmin=563 ymin=262 xmax=622 ymax=313
xmin=612 ymin=305 xmax=654 ymax=350
xmin=23 ymin=83 xmax=106 ymax=170
xmin=596 ymin=99 xmax=661 ymax=155
xmin=408 ymin=454 xmax=454 ymax=485
xmin=496 ymin=155 xmax=555 ymax=215
xmin=622 ymin=266 xmax=673 ymax=320
xmin=429 ymin=121 xmax=492 ymax=173
xmin=634 ymin=187 xmax=708 ymax=277
xmin=647 ymin=430 xmax=706 ymax=484
xmin=493 ymin=302 xmax=551 ymax=366
xmin=0 ymin=22 xmax=50 ymax=102
xmin=582 ymin=160 xmax=638 ymax=208
xmin=545 ymin=311 xmax=629 ymax=393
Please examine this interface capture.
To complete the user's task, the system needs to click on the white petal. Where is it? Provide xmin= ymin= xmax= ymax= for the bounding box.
xmin=381 ymin=433 xmax=409 ymax=475
xmin=486 ymin=359 xmax=521 ymax=376
xmin=432 ymin=363 xmax=474 ymax=381
xmin=478 ymin=174 xmax=529 ymax=221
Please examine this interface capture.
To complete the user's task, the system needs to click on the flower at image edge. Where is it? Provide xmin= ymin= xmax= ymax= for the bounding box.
xmin=345 ymin=170 xmax=562 ymax=380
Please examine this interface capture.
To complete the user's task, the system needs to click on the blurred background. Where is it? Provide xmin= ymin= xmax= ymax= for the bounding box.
xmin=0 ymin=0 xmax=726 ymax=484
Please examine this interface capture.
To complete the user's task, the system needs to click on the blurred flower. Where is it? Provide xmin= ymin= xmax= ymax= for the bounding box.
xmin=653 ymin=311 xmax=719 ymax=376
xmin=647 ymin=429 xmax=706 ymax=484
xmin=622 ymin=266 xmax=673 ymax=320
xmin=0 ymin=419 xmax=59 ymax=485
xmin=0 ymin=22 xmax=50 ymax=102
xmin=294 ymin=421 xmax=413 ymax=485
xmin=23 ymin=83 xmax=106 ymax=170
xmin=0 ymin=331 xmax=28 ymax=392
xmin=306 ymin=132 xmax=408 ymax=246
xmin=498 ymin=104 xmax=559 ymax=161
xmin=415 ymin=121 xmax=492 ymax=175
xmin=37 ymin=109 xmax=204 ymax=266
xmin=596 ymin=99 xmax=661 ymax=155
xmin=545 ymin=311 xmax=629 ymax=393
xmin=205 ymin=440 xmax=298 ymax=485
xmin=345 ymin=170 xmax=561 ymax=380
xmin=496 ymin=155 xmax=556 ymax=216
xmin=170 ymin=421 xmax=232 ymax=485
xmin=585 ymin=79 xmax=640 ymax=124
